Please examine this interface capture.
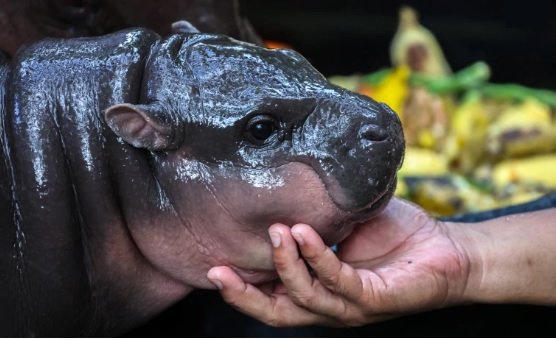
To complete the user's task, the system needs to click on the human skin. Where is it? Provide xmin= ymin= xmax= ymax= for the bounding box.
xmin=207 ymin=198 xmax=556 ymax=326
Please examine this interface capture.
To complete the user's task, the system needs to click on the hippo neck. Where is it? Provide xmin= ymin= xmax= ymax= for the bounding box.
xmin=2 ymin=29 xmax=191 ymax=335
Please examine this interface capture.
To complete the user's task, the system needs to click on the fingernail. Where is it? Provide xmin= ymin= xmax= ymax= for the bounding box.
xmin=207 ymin=277 xmax=223 ymax=290
xmin=269 ymin=231 xmax=281 ymax=248
xmin=292 ymin=232 xmax=304 ymax=246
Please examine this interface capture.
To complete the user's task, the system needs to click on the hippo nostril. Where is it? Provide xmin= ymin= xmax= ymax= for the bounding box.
xmin=358 ymin=124 xmax=387 ymax=142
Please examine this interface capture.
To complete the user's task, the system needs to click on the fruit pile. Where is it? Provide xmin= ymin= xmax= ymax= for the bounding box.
xmin=329 ymin=7 xmax=556 ymax=216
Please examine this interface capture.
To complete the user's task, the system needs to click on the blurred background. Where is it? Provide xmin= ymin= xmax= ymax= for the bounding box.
xmin=241 ymin=0 xmax=556 ymax=87
xmin=239 ymin=0 xmax=556 ymax=217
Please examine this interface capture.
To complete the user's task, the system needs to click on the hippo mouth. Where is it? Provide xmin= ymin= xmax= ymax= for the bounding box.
xmin=285 ymin=159 xmax=398 ymax=248
xmin=342 ymin=186 xmax=393 ymax=223
xmin=321 ymin=178 xmax=396 ymax=246
xmin=292 ymin=156 xmax=398 ymax=234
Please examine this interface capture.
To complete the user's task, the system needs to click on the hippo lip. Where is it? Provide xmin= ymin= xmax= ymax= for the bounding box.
xmin=347 ymin=186 xmax=392 ymax=222
xmin=323 ymin=178 xmax=395 ymax=243
xmin=290 ymin=150 xmax=397 ymax=214
xmin=300 ymin=157 xmax=393 ymax=215
xmin=354 ymin=181 xmax=394 ymax=214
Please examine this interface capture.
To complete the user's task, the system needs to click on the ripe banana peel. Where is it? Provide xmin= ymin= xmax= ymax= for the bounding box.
xmin=390 ymin=6 xmax=451 ymax=78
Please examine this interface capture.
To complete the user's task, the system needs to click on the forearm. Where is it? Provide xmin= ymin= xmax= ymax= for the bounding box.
xmin=449 ymin=208 xmax=556 ymax=305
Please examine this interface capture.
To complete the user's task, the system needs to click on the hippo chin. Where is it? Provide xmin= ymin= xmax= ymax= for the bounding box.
xmin=0 ymin=25 xmax=404 ymax=336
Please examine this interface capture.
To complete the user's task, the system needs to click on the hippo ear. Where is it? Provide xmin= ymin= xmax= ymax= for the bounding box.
xmin=104 ymin=103 xmax=175 ymax=151
xmin=171 ymin=20 xmax=201 ymax=34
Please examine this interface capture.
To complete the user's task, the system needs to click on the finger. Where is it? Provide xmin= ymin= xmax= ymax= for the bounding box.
xmin=268 ymin=223 xmax=314 ymax=293
xmin=290 ymin=224 xmax=364 ymax=302
xmin=269 ymin=224 xmax=351 ymax=316
xmin=207 ymin=266 xmax=335 ymax=327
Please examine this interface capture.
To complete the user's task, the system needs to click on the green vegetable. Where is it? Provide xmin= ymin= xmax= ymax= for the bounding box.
xmin=480 ymin=83 xmax=556 ymax=107
xmin=410 ymin=61 xmax=491 ymax=94
xmin=361 ymin=68 xmax=391 ymax=86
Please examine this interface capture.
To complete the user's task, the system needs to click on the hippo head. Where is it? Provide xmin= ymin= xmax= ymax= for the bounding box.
xmin=104 ymin=31 xmax=404 ymax=288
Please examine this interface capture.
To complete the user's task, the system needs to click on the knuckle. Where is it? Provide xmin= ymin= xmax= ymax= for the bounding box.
xmin=341 ymin=312 xmax=366 ymax=327
xmin=318 ymin=260 xmax=344 ymax=288
xmin=291 ymin=292 xmax=316 ymax=307
xmin=272 ymin=253 xmax=298 ymax=272
xmin=335 ymin=301 xmax=366 ymax=328
xmin=264 ymin=316 xmax=285 ymax=327
xmin=220 ymin=286 xmax=249 ymax=307
xmin=304 ymin=243 xmax=329 ymax=263
xmin=221 ymin=292 xmax=241 ymax=307
xmin=322 ymin=268 xmax=342 ymax=287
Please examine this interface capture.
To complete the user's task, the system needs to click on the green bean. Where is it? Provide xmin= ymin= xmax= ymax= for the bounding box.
xmin=410 ymin=61 xmax=491 ymax=94
xmin=480 ymin=83 xmax=556 ymax=107
xmin=361 ymin=68 xmax=391 ymax=86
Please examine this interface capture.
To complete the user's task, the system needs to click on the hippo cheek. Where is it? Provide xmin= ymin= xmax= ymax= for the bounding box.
xmin=121 ymin=161 xmax=349 ymax=288
xmin=210 ymin=162 xmax=359 ymax=252
xmin=122 ymin=180 xmax=281 ymax=289
xmin=128 ymin=159 xmax=371 ymax=288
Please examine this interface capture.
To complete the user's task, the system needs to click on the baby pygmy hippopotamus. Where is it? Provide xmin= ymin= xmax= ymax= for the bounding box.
xmin=0 ymin=24 xmax=404 ymax=336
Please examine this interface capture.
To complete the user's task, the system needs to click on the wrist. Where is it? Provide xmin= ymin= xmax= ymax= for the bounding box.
xmin=446 ymin=209 xmax=556 ymax=305
xmin=442 ymin=221 xmax=485 ymax=305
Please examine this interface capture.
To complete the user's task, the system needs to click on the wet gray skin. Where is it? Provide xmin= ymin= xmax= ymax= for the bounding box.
xmin=0 ymin=26 xmax=404 ymax=336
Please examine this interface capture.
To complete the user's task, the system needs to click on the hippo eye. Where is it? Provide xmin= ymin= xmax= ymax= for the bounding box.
xmin=245 ymin=115 xmax=278 ymax=145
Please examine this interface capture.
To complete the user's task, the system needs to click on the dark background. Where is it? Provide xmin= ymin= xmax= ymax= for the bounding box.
xmin=128 ymin=1 xmax=556 ymax=336
xmin=241 ymin=0 xmax=556 ymax=89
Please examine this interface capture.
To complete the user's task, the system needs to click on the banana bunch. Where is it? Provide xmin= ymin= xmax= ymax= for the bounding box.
xmin=328 ymin=6 xmax=556 ymax=216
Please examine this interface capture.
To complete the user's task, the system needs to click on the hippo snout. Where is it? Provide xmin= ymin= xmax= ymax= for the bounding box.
xmin=294 ymin=92 xmax=405 ymax=213
xmin=358 ymin=123 xmax=388 ymax=143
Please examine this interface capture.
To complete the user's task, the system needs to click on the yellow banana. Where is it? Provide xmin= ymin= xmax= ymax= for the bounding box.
xmin=398 ymin=147 xmax=449 ymax=177
xmin=371 ymin=65 xmax=410 ymax=117
xmin=448 ymin=92 xmax=490 ymax=172
xmin=404 ymin=175 xmax=498 ymax=216
xmin=493 ymin=154 xmax=556 ymax=188
xmin=485 ymin=99 xmax=556 ymax=159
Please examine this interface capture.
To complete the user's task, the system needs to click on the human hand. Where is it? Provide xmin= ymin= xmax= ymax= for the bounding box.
xmin=207 ymin=198 xmax=472 ymax=327
xmin=208 ymin=199 xmax=556 ymax=326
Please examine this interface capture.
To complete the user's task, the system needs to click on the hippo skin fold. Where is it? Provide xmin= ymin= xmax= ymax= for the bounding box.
xmin=0 ymin=27 xmax=404 ymax=336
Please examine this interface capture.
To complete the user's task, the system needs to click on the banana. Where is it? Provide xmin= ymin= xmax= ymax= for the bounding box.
xmin=390 ymin=6 xmax=451 ymax=77
xmin=371 ymin=65 xmax=410 ymax=116
xmin=398 ymin=147 xmax=449 ymax=177
xmin=403 ymin=175 xmax=498 ymax=216
xmin=493 ymin=154 xmax=556 ymax=188
xmin=485 ymin=99 xmax=556 ymax=159
xmin=447 ymin=91 xmax=491 ymax=172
